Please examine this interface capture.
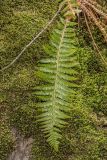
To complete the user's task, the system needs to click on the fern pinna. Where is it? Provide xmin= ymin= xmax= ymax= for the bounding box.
xmin=34 ymin=0 xmax=80 ymax=151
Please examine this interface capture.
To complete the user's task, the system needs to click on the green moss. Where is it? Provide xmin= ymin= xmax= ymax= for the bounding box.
xmin=0 ymin=120 xmax=13 ymax=160
xmin=82 ymin=72 xmax=107 ymax=115
xmin=0 ymin=0 xmax=58 ymax=71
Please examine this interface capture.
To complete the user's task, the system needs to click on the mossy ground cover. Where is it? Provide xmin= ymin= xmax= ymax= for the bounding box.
xmin=0 ymin=0 xmax=107 ymax=160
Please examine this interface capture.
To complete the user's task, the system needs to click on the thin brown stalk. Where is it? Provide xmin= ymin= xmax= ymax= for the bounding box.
xmin=84 ymin=12 xmax=107 ymax=66
xmin=88 ymin=8 xmax=107 ymax=43
xmin=81 ymin=5 xmax=107 ymax=43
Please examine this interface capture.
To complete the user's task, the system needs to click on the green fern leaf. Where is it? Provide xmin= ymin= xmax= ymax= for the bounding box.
xmin=34 ymin=18 xmax=80 ymax=151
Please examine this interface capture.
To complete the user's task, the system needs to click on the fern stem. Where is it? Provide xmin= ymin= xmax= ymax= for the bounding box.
xmin=52 ymin=19 xmax=69 ymax=124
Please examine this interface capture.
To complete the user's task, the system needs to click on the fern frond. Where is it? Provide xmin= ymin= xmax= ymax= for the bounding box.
xmin=34 ymin=18 xmax=80 ymax=151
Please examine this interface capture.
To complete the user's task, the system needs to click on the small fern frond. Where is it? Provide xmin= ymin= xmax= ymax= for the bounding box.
xmin=34 ymin=18 xmax=80 ymax=151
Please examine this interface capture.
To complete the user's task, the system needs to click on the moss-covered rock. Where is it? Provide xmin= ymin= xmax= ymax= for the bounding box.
xmin=0 ymin=0 xmax=58 ymax=125
xmin=0 ymin=1 xmax=58 ymax=159
xmin=0 ymin=0 xmax=58 ymax=71
xmin=0 ymin=0 xmax=107 ymax=160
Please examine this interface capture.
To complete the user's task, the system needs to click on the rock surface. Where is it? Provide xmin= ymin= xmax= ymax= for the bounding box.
xmin=7 ymin=129 xmax=33 ymax=160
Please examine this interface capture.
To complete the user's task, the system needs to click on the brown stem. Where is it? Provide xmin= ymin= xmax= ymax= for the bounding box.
xmin=84 ymin=12 xmax=107 ymax=66
xmin=81 ymin=5 xmax=107 ymax=43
